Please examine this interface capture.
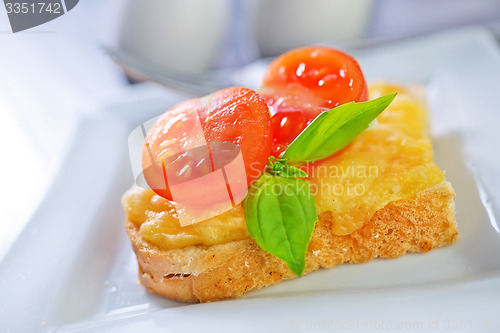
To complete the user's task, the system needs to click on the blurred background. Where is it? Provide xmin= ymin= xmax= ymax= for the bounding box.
xmin=1 ymin=0 xmax=500 ymax=258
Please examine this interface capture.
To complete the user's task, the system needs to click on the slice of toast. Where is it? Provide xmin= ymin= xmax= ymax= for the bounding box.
xmin=122 ymin=83 xmax=458 ymax=303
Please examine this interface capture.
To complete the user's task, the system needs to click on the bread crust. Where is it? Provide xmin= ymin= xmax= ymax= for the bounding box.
xmin=125 ymin=181 xmax=458 ymax=303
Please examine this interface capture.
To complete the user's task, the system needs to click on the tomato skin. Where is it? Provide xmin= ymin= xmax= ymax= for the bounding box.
xmin=270 ymin=108 xmax=312 ymax=157
xmin=260 ymin=46 xmax=368 ymax=156
xmin=142 ymin=87 xmax=272 ymax=203
xmin=197 ymin=87 xmax=273 ymax=184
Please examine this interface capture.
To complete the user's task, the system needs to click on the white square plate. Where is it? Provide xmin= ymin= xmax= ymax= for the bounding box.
xmin=1 ymin=26 xmax=500 ymax=332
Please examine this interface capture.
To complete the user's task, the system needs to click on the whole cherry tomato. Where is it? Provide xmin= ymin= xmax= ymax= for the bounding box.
xmin=142 ymin=87 xmax=272 ymax=205
xmin=259 ymin=46 xmax=368 ymax=156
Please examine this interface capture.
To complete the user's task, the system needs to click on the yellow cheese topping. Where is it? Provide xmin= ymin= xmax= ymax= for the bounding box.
xmin=122 ymin=83 xmax=445 ymax=250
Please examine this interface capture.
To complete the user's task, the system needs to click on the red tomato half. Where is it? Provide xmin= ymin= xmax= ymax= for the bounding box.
xmin=259 ymin=46 xmax=368 ymax=157
xmin=142 ymin=87 xmax=272 ymax=205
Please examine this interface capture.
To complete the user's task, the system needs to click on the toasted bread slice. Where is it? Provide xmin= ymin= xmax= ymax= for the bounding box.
xmin=122 ymin=83 xmax=458 ymax=303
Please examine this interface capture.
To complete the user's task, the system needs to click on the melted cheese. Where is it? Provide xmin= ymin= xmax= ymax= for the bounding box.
xmin=122 ymin=83 xmax=444 ymax=249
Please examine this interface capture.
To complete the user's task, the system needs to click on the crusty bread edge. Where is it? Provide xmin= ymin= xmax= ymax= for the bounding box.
xmin=125 ymin=181 xmax=458 ymax=303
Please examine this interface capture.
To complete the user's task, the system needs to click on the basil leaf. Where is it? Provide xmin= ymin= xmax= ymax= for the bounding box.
xmin=282 ymin=93 xmax=396 ymax=163
xmin=280 ymin=164 xmax=308 ymax=178
xmin=243 ymin=173 xmax=318 ymax=276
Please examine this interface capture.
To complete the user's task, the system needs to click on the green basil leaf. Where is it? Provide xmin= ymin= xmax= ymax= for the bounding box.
xmin=282 ymin=93 xmax=396 ymax=163
xmin=280 ymin=164 xmax=308 ymax=178
xmin=243 ymin=173 xmax=318 ymax=276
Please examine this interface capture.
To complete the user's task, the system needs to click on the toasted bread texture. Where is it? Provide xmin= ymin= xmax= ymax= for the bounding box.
xmin=125 ymin=181 xmax=457 ymax=303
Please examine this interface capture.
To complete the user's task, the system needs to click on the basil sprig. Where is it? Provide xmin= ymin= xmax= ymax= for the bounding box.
xmin=243 ymin=94 xmax=396 ymax=276
xmin=283 ymin=93 xmax=396 ymax=163
xmin=267 ymin=157 xmax=308 ymax=178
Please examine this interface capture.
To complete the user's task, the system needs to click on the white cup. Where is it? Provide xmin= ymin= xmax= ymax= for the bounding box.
xmin=118 ymin=0 xmax=230 ymax=75
xmin=253 ymin=0 xmax=373 ymax=57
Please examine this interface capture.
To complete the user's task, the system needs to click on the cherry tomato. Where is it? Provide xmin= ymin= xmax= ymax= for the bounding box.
xmin=142 ymin=87 xmax=272 ymax=205
xmin=269 ymin=108 xmax=312 ymax=157
xmin=259 ymin=46 xmax=368 ymax=156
